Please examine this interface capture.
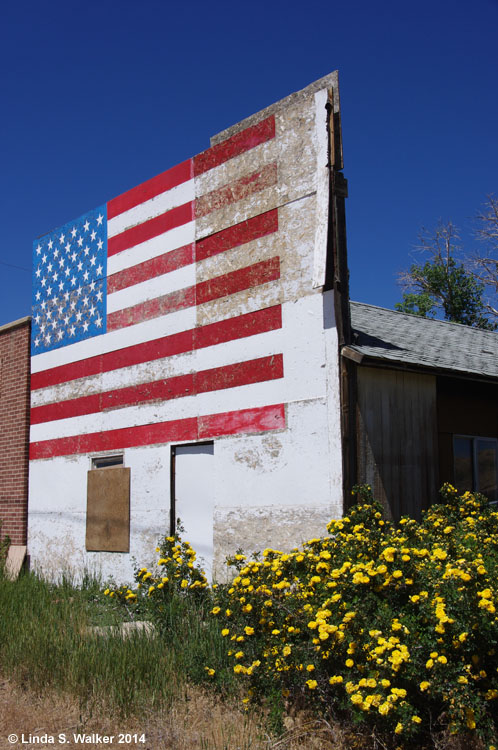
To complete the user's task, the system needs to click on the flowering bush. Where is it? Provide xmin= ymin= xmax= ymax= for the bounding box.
xmin=210 ymin=485 xmax=498 ymax=748
xmin=104 ymin=487 xmax=498 ymax=748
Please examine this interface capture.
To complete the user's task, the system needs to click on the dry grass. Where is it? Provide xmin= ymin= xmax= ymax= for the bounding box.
xmin=0 ymin=677 xmax=371 ymax=750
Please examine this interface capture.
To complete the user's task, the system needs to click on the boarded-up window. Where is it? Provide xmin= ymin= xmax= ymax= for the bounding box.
xmin=86 ymin=464 xmax=130 ymax=552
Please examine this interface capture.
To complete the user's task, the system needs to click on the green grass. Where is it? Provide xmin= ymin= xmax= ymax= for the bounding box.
xmin=0 ymin=572 xmax=178 ymax=716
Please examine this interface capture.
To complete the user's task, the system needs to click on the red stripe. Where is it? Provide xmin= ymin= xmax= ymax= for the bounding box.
xmin=193 ymin=116 xmax=275 ymax=176
xmin=199 ymin=403 xmax=285 ymax=439
xmin=107 ymin=257 xmax=280 ymax=331
xmin=196 ymin=257 xmax=280 ymax=305
xmin=196 ymin=209 xmax=278 ymax=262
xmin=107 ymin=286 xmax=196 ymax=331
xmin=108 ymin=244 xmax=194 ymax=294
xmin=29 ymin=403 xmax=286 ymax=459
xmin=195 ymin=164 xmax=277 ymax=219
xmin=108 ymin=201 xmax=194 ymax=257
xmin=31 ymin=355 xmax=284 ymax=425
xmin=31 ymin=305 xmax=282 ymax=390
xmin=107 ymin=159 xmax=193 ymax=220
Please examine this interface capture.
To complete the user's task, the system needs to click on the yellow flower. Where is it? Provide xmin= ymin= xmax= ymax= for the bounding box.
xmin=394 ymin=722 xmax=403 ymax=734
xmin=420 ymin=681 xmax=430 ymax=691
xmin=306 ymin=664 xmax=315 ymax=672
xmin=205 ymin=667 xmax=215 ymax=676
xmin=283 ymin=645 xmax=291 ymax=656
xmin=412 ymin=715 xmax=422 ymax=724
xmin=345 ymin=659 xmax=354 ymax=668
xmin=180 ymin=579 xmax=188 ymax=589
xmin=221 ymin=629 xmax=229 ymax=637
xmin=306 ymin=679 xmax=318 ymax=689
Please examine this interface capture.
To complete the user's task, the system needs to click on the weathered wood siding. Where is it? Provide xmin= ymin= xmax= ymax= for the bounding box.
xmin=356 ymin=366 xmax=438 ymax=520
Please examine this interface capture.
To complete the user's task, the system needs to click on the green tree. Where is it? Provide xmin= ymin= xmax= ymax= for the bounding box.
xmin=396 ymin=220 xmax=496 ymax=329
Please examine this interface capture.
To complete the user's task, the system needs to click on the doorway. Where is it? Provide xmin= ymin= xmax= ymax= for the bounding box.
xmin=171 ymin=442 xmax=215 ymax=578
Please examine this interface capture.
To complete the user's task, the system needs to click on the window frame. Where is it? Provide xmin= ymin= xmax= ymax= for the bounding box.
xmin=453 ymin=434 xmax=498 ymax=501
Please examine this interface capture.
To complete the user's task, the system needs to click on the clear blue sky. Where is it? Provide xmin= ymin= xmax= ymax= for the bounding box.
xmin=1 ymin=0 xmax=497 ymax=327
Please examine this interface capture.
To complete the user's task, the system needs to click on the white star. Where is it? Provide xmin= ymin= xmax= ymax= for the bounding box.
xmin=35 ymin=291 xmax=41 ymax=301
xmin=71 ymin=251 xmax=77 ymax=263
xmin=89 ymin=280 xmax=96 ymax=291
xmin=69 ymin=325 xmax=76 ymax=336
xmin=52 ymin=272 xmax=58 ymax=282
xmin=58 ymin=305 xmax=64 ymax=316
xmin=90 ymin=230 xmax=96 ymax=241
xmin=76 ymin=285 xmax=82 ymax=296
xmin=83 ymin=270 xmax=89 ymax=281
xmin=97 ymin=213 xmax=103 ymax=225
xmin=64 ymin=315 xmax=69 ymax=325
xmin=64 ymin=291 xmax=70 ymax=301
xmin=59 ymin=257 xmax=65 ymax=268
xmin=40 ymin=300 xmax=46 ymax=310
xmin=47 ymin=286 xmax=52 ymax=296
xmin=51 ymin=320 xmax=58 ymax=330
xmin=34 ymin=337 xmax=40 ymax=347
xmin=83 ymin=245 xmax=90 ymax=256
xmin=89 ymin=304 xmax=95 ymax=316
xmin=77 ymin=236 xmax=83 ymax=247
xmin=97 ymin=239 xmax=103 ymax=250
xmin=41 ymin=278 xmax=46 ymax=287
xmin=47 ymin=262 xmax=53 ymax=272
xmin=95 ymin=315 xmax=102 ymax=327
xmin=82 ymin=321 xmax=89 ymax=332
xmin=41 ymin=253 xmax=47 ymax=264
xmin=77 ymin=260 xmax=83 ymax=272
xmin=35 ymin=244 xmax=42 ymax=255
xmin=96 ymin=290 xmax=103 ymax=301
xmin=65 ymin=243 xmax=71 ymax=253
xmin=58 ymin=281 xmax=64 ymax=292
xmin=96 ymin=264 xmax=103 ymax=276
xmin=70 ymin=300 xmax=76 ymax=310
xmin=76 ymin=311 xmax=82 ymax=322
xmin=70 ymin=276 xmax=76 ymax=286
xmin=40 ymin=322 xmax=46 ymax=332
xmin=65 ymin=267 xmax=70 ymax=277
xmin=48 ymin=240 xmax=53 ymax=250
xmin=59 ymin=233 xmax=65 ymax=244
xmin=71 ymin=227 xmax=77 ymax=238
xmin=53 ymin=248 xmax=59 ymax=259
xmin=90 ymin=255 xmax=96 ymax=266
xmin=35 ymin=268 xmax=41 ymax=278
xmin=46 ymin=309 xmax=52 ymax=320
xmin=57 ymin=330 xmax=64 ymax=340
xmin=45 ymin=333 xmax=51 ymax=344
xmin=83 ymin=220 xmax=90 ymax=232
xmin=83 ymin=295 xmax=89 ymax=307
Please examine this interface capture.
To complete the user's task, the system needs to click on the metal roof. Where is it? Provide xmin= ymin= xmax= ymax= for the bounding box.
xmin=349 ymin=301 xmax=498 ymax=380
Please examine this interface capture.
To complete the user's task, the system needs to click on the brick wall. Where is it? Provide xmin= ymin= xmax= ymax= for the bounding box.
xmin=0 ymin=317 xmax=30 ymax=545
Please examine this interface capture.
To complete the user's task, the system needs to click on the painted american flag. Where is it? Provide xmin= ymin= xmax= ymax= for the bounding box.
xmin=29 ymin=116 xmax=287 ymax=460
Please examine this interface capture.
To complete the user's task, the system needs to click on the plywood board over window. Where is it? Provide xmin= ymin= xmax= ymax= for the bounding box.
xmin=86 ymin=467 xmax=130 ymax=552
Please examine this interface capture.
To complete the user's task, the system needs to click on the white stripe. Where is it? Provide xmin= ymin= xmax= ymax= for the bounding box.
xmin=31 ymin=327 xmax=284 ymax=407
xmin=31 ymin=306 xmax=197 ymax=374
xmin=107 ymin=221 xmax=195 ymax=276
xmin=108 ymin=179 xmax=195 ymax=238
xmin=107 ymin=265 xmax=196 ymax=314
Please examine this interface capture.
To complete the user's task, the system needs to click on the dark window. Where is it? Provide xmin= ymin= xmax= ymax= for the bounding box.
xmin=453 ymin=436 xmax=497 ymax=501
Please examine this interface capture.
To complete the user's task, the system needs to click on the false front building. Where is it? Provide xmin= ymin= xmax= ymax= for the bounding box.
xmin=28 ymin=72 xmax=349 ymax=581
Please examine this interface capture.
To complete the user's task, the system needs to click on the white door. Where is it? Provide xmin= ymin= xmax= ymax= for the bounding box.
xmin=173 ymin=443 xmax=214 ymax=579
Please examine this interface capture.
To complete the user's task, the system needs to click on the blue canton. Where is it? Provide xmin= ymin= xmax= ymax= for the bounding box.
xmin=31 ymin=205 xmax=107 ymax=355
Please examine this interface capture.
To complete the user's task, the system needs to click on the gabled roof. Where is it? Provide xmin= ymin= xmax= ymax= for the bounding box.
xmin=348 ymin=301 xmax=498 ymax=380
